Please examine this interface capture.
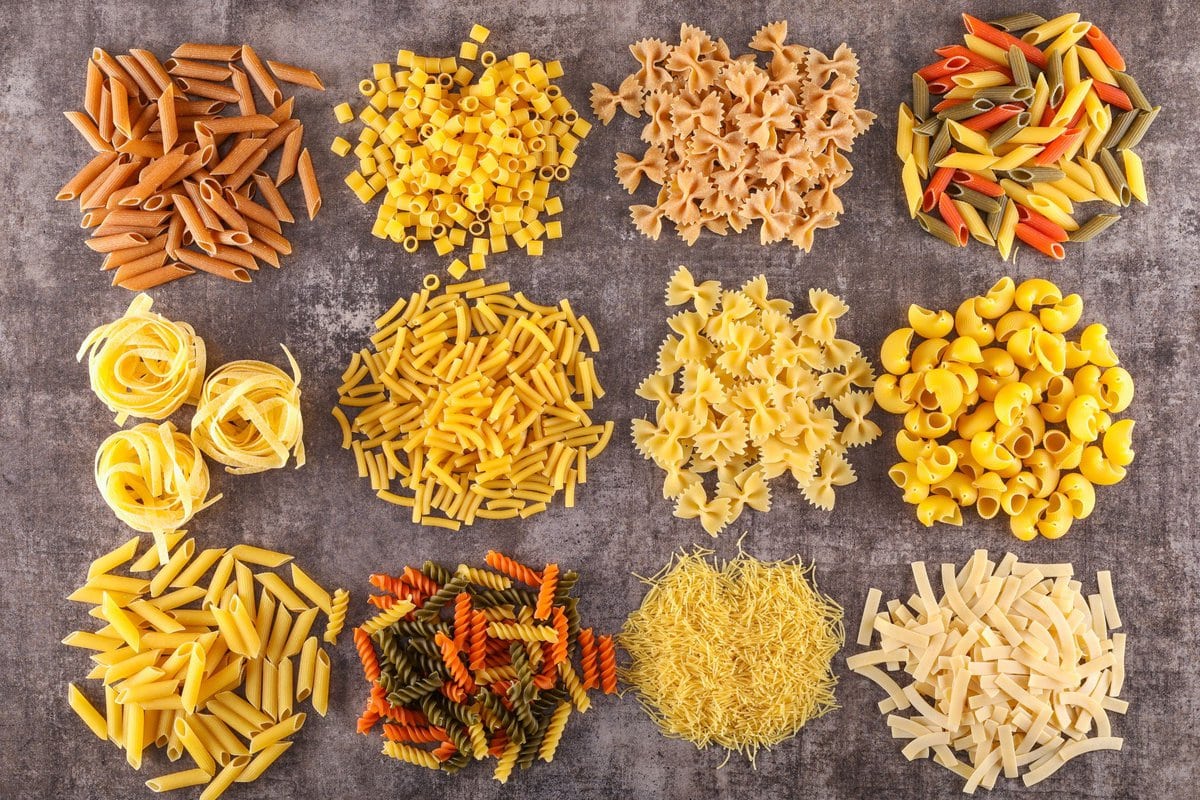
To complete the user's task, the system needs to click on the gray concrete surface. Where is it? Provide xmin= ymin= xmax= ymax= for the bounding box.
xmin=1 ymin=1 xmax=1197 ymax=798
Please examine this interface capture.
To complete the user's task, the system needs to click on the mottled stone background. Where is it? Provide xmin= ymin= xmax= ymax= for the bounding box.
xmin=1 ymin=1 xmax=1197 ymax=798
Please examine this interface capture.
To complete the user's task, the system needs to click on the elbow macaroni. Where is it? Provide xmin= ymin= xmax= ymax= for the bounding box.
xmin=874 ymin=277 xmax=1135 ymax=539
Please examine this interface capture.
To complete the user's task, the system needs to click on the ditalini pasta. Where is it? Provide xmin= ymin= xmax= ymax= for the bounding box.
xmin=875 ymin=277 xmax=1135 ymax=539
xmin=621 ymin=548 xmax=843 ymax=761
xmin=191 ymin=346 xmax=305 ymax=474
xmin=850 ymin=551 xmax=1128 ymax=792
xmin=632 ymin=268 xmax=878 ymax=535
xmin=332 ymin=25 xmax=587 ymax=274
xmin=56 ymin=44 xmax=324 ymax=289
xmin=593 ymin=22 xmax=874 ymax=249
xmin=352 ymin=553 xmax=613 ymax=780
xmin=334 ymin=279 xmax=612 ymax=527
xmin=897 ymin=13 xmax=1157 ymax=259
xmin=64 ymin=534 xmax=347 ymax=798
xmin=77 ymin=293 xmax=206 ymax=424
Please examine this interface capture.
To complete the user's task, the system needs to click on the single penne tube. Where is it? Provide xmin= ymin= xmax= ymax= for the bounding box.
xmin=261 ymin=659 xmax=279 ymax=720
xmin=260 ymin=117 xmax=300 ymax=156
xmin=198 ymin=755 xmax=250 ymax=800
xmin=145 ymin=768 xmax=212 ymax=793
xmin=171 ymin=193 xmax=216 ymax=254
xmin=253 ymin=587 xmax=277 ymax=645
xmin=1021 ymin=12 xmax=1081 ymax=45
xmin=1026 ymin=194 xmax=1080 ymax=230
xmin=65 ymin=110 xmax=114 ymax=152
xmin=176 ymin=77 xmax=241 ymax=104
xmin=288 ymin=565 xmax=331 ymax=615
xmin=953 ymin=70 xmax=1011 ymax=90
xmin=116 ymin=677 xmax=180 ymax=705
xmin=1049 ymin=176 xmax=1100 ymax=203
xmin=276 ymin=657 xmax=294 ymax=718
xmin=84 ymin=58 xmax=105 ymax=121
xmin=174 ymin=717 xmax=216 ymax=775
xmin=254 ymin=572 xmax=308 ymax=611
xmin=1008 ymin=125 xmax=1066 ymax=145
xmin=243 ymin=655 xmax=263 ymax=710
xmin=104 ymin=684 xmax=124 ymax=747
xmin=68 ymin=684 xmax=109 ymax=740
xmin=276 ymin=125 xmax=304 ymax=185
xmin=181 ymin=645 xmax=207 ymax=713
xmin=213 ymin=690 xmax=273 ymax=730
xmin=250 ymin=171 xmax=294 ymax=223
xmin=264 ymin=603 xmax=294 ymax=663
xmin=990 ymin=145 xmax=1043 ymax=172
xmin=266 ymin=59 xmax=325 ymax=91
xmin=896 ymin=103 xmax=915 ymax=162
xmin=118 ymin=263 xmax=194 ymax=291
xmin=240 ymin=44 xmax=283 ymax=108
xmin=173 ymin=43 xmax=241 ymax=61
xmin=193 ymin=713 xmax=247 ymax=763
xmin=228 ymin=544 xmax=293 ymax=568
xmin=87 ymin=536 xmax=143 ymax=578
xmin=150 ymin=538 xmax=197 ymax=597
xmin=1062 ymin=45 xmax=1082 ymax=91
xmin=175 ymin=249 xmax=252 ymax=283
xmin=103 ymin=648 xmax=163 ymax=683
xmin=1076 ymin=45 xmax=1115 ymax=85
xmin=210 ymin=137 xmax=266 ymax=176
xmin=210 ymin=605 xmax=248 ymax=655
xmin=226 ymin=191 xmax=281 ymax=232
xmin=108 ymin=76 xmax=132 ymax=138
xmin=297 ymin=149 xmax=322 ymax=219
xmin=129 ymin=48 xmax=172 ymax=93
xmin=946 ymin=120 xmax=992 ymax=154
xmin=1045 ymin=22 xmax=1094 ymax=55
xmin=84 ymin=573 xmax=149 ymax=595
xmin=158 ymin=84 xmax=179 ymax=152
xmin=935 ymin=152 xmax=998 ymax=171
xmin=102 ymin=592 xmax=144 ymax=651
xmin=1051 ymin=79 xmax=1094 ymax=127
xmin=127 ymin=599 xmax=185 ymax=634
xmin=953 ymin=199 xmax=995 ymax=245
xmin=311 ymin=649 xmax=330 ymax=716
xmin=248 ymin=712 xmax=304 ymax=753
xmin=195 ymin=658 xmax=245 ymax=712
xmin=1029 ymin=181 xmax=1075 ymax=213
xmin=172 ymin=548 xmax=227 ymax=589
xmin=1122 ymin=149 xmax=1147 ymax=203
xmin=234 ymin=741 xmax=292 ymax=783
xmin=58 ymin=151 xmax=120 ymax=201
xmin=166 ymin=57 xmax=233 ymax=82
xmin=995 ymin=197 xmax=1019 ymax=260
xmin=296 ymin=637 xmax=318 ymax=702
xmin=124 ymin=701 xmax=145 ymax=769
xmin=62 ymin=630 xmax=122 ymax=651
xmin=228 ymin=596 xmax=262 ymax=658
xmin=147 ymin=585 xmax=205 ymax=612
xmin=234 ymin=562 xmax=256 ymax=612
xmin=281 ymin=606 xmax=319 ymax=658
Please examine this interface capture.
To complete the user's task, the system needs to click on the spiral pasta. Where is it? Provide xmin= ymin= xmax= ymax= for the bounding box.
xmin=94 ymin=421 xmax=218 ymax=532
xmin=77 ymin=293 xmax=206 ymax=425
xmin=190 ymin=345 xmax=305 ymax=475
xmin=324 ymin=588 xmax=350 ymax=644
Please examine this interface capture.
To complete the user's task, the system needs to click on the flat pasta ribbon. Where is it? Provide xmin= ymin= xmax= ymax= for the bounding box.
xmin=77 ymin=293 xmax=206 ymax=425
xmin=191 ymin=345 xmax=305 ymax=474
xmin=95 ymin=421 xmax=218 ymax=532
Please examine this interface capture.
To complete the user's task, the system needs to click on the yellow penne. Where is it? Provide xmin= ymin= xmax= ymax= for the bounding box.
xmin=1077 ymin=45 xmax=1116 ymax=85
xmin=935 ymin=153 xmax=998 ymax=171
xmin=952 ymin=70 xmax=1010 ymax=90
xmin=1051 ymin=79 xmax=1093 ymax=128
xmin=235 ymin=741 xmax=292 ymax=783
xmin=180 ymin=643 xmax=207 ymax=713
xmin=127 ymin=599 xmax=185 ymax=634
xmin=1026 ymin=195 xmax=1080 ymax=231
xmin=146 ymin=768 xmax=212 ymax=793
xmin=69 ymin=684 xmax=109 ymax=740
xmin=962 ymin=34 xmax=1010 ymax=65
xmin=174 ymin=717 xmax=217 ymax=775
xmin=150 ymin=539 xmax=196 ymax=597
xmin=1061 ymin=157 xmax=1096 ymax=190
xmin=1123 ymin=150 xmax=1147 ymax=204
xmin=124 ymin=702 xmax=145 ymax=769
xmin=996 ymin=200 xmax=1019 ymax=261
xmin=172 ymin=547 xmax=227 ymax=589
xmin=912 ymin=131 xmax=930 ymax=179
xmin=953 ymin=200 xmax=994 ymax=246
xmin=198 ymin=756 xmax=250 ymax=800
xmin=1021 ymin=12 xmax=1081 ymax=45
xmin=88 ymin=536 xmax=141 ymax=578
xmin=1080 ymin=158 xmax=1122 ymax=204
xmin=254 ymin=572 xmax=309 ymax=612
xmin=1008 ymin=126 xmax=1067 ymax=145
xmin=129 ymin=531 xmax=186 ymax=573
xmin=288 ymin=564 xmax=332 ymax=614
xmin=248 ymin=713 xmax=304 ymax=753
xmin=947 ymin=120 xmax=993 ymax=155
xmin=1045 ymin=23 xmax=1094 ymax=56
xmin=228 ymin=544 xmax=294 ymax=568
xmin=102 ymin=592 xmax=144 ymax=652
xmin=228 ymin=596 xmax=263 ymax=658
xmin=311 ymin=649 xmax=330 ymax=716
xmin=1062 ymin=45 xmax=1082 ymax=91
xmin=991 ymin=146 xmax=1043 ymax=172
xmin=897 ymin=103 xmax=915 ymax=162
xmin=1030 ymin=182 xmax=1075 ymax=214
xmin=1048 ymin=176 xmax=1100 ymax=203
xmin=1082 ymin=119 xmax=1108 ymax=160
xmin=901 ymin=155 xmax=922 ymax=219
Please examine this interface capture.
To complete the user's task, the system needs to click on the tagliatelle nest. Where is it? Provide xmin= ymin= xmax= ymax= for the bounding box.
xmin=592 ymin=21 xmax=874 ymax=250
xmin=621 ymin=547 xmax=844 ymax=762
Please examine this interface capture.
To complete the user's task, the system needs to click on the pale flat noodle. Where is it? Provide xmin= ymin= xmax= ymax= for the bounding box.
xmin=77 ymin=293 xmax=206 ymax=425
xmin=191 ymin=345 xmax=305 ymax=474
xmin=850 ymin=550 xmax=1129 ymax=792
xmin=65 ymin=533 xmax=347 ymax=795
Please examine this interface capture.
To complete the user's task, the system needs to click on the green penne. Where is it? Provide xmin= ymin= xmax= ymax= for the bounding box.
xmin=1112 ymin=71 xmax=1152 ymax=111
xmin=912 ymin=73 xmax=931 ymax=120
xmin=1116 ymin=106 xmax=1160 ymax=150
xmin=1101 ymin=109 xmax=1139 ymax=150
xmin=1068 ymin=213 xmax=1120 ymax=242
xmin=988 ymin=12 xmax=1048 ymax=32
xmin=987 ymin=113 xmax=1031 ymax=149
xmin=1007 ymin=45 xmax=1033 ymax=90
xmin=917 ymin=212 xmax=964 ymax=247
xmin=1097 ymin=150 xmax=1132 ymax=205
xmin=1046 ymin=49 xmax=1065 ymax=107
xmin=946 ymin=184 xmax=1002 ymax=214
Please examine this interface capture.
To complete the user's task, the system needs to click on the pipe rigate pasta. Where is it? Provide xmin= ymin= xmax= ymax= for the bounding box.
xmin=850 ymin=550 xmax=1128 ymax=791
xmin=876 ymin=277 xmax=1135 ymax=539
xmin=897 ymin=13 xmax=1158 ymax=259
xmin=190 ymin=345 xmax=305 ymax=474
xmin=353 ymin=553 xmax=613 ymax=780
xmin=332 ymin=25 xmax=587 ymax=274
xmin=77 ymin=293 xmax=206 ymax=425
xmin=334 ymin=279 xmax=612 ymax=528
xmin=594 ymin=22 xmax=873 ymax=250
xmin=632 ymin=267 xmax=878 ymax=535
xmin=63 ymin=535 xmax=346 ymax=796
xmin=621 ymin=547 xmax=843 ymax=761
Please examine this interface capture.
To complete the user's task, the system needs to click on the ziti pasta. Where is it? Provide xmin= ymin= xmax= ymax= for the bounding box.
xmin=621 ymin=547 xmax=843 ymax=761
xmin=333 ymin=279 xmax=613 ymax=528
xmin=593 ymin=22 xmax=873 ymax=249
xmin=58 ymin=44 xmax=324 ymax=289
xmin=352 ymin=552 xmax=614 ymax=780
xmin=897 ymin=13 xmax=1157 ymax=259
xmin=632 ymin=268 xmax=879 ymax=535
xmin=332 ymin=25 xmax=588 ymax=276
xmin=851 ymin=550 xmax=1128 ymax=791
xmin=64 ymin=534 xmax=347 ymax=798
xmin=875 ymin=277 xmax=1135 ymax=539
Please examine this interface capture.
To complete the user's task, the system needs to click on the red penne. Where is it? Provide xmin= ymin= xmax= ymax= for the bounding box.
xmin=951 ymin=169 xmax=1005 ymax=197
xmin=922 ymin=164 xmax=956 ymax=213
xmin=1092 ymin=81 xmax=1134 ymax=112
xmin=1034 ymin=128 xmax=1084 ymax=165
xmin=961 ymin=103 xmax=1024 ymax=132
xmin=961 ymin=13 xmax=1047 ymax=69
xmin=917 ymin=56 xmax=972 ymax=81
xmin=1016 ymin=205 xmax=1069 ymax=243
xmin=1085 ymin=26 xmax=1126 ymax=71
xmin=937 ymin=193 xmax=969 ymax=246
xmin=1039 ymin=104 xmax=1058 ymax=127
xmin=1067 ymin=106 xmax=1087 ymax=129
xmin=1014 ymin=222 xmax=1066 ymax=259
xmin=934 ymin=44 xmax=1007 ymax=70
xmin=933 ymin=97 xmax=971 ymax=113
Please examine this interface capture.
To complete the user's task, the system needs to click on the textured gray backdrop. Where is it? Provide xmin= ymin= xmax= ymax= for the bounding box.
xmin=1 ymin=1 xmax=1197 ymax=798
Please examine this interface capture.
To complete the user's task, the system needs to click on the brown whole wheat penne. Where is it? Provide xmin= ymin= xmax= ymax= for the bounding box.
xmin=58 ymin=152 xmax=119 ymax=201
xmin=276 ymin=125 xmax=303 ymax=185
xmin=239 ymin=44 xmax=282 ymax=108
xmin=118 ymin=263 xmax=194 ymax=290
xmin=265 ymin=60 xmax=324 ymax=91
xmin=175 ymin=248 xmax=250 ymax=282
xmin=166 ymin=58 xmax=233 ymax=82
xmin=297 ymin=149 xmax=320 ymax=220
xmin=172 ymin=43 xmax=241 ymax=61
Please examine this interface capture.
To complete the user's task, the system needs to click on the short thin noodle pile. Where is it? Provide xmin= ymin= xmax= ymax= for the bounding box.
xmin=620 ymin=548 xmax=843 ymax=762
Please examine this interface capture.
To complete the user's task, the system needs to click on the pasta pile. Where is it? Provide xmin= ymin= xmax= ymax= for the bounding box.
xmin=850 ymin=550 xmax=1127 ymax=791
xmin=58 ymin=43 xmax=324 ymax=289
xmin=191 ymin=346 xmax=305 ymax=474
xmin=352 ymin=552 xmax=614 ymax=781
xmin=77 ymin=293 xmax=207 ymax=424
xmin=332 ymin=24 xmax=589 ymax=276
xmin=82 ymin=295 xmax=306 ymax=532
xmin=621 ymin=548 xmax=843 ymax=761
xmin=333 ymin=279 xmax=613 ymax=529
xmin=64 ymin=535 xmax=349 ymax=797
xmin=898 ymin=12 xmax=1158 ymax=259
xmin=96 ymin=422 xmax=220 ymax=534
xmin=632 ymin=268 xmax=879 ymax=535
xmin=876 ymin=277 xmax=1134 ymax=539
xmin=592 ymin=22 xmax=874 ymax=249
